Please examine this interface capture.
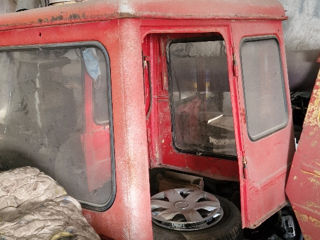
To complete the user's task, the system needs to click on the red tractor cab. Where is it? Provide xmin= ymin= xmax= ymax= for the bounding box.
xmin=0 ymin=0 xmax=294 ymax=239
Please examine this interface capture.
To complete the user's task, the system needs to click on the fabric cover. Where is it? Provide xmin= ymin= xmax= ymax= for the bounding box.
xmin=0 ymin=167 xmax=100 ymax=240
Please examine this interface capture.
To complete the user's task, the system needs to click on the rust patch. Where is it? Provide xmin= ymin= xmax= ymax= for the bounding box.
xmin=51 ymin=15 xmax=63 ymax=22
xmin=68 ymin=13 xmax=81 ymax=20
xmin=37 ymin=18 xmax=49 ymax=24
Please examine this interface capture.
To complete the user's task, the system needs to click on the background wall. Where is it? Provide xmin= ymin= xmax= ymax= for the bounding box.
xmin=279 ymin=0 xmax=320 ymax=90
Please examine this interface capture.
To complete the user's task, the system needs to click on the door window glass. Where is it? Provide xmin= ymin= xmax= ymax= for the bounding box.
xmin=240 ymin=38 xmax=288 ymax=140
xmin=168 ymin=38 xmax=236 ymax=157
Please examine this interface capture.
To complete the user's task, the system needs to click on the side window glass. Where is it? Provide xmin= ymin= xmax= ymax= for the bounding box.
xmin=0 ymin=45 xmax=114 ymax=209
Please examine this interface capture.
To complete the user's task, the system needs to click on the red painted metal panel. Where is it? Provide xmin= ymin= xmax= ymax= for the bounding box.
xmin=286 ymin=65 xmax=320 ymax=240
xmin=231 ymin=21 xmax=295 ymax=228
xmin=0 ymin=19 xmax=153 ymax=240
xmin=0 ymin=0 xmax=286 ymax=31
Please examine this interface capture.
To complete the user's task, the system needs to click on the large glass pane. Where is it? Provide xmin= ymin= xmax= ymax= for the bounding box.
xmin=241 ymin=38 xmax=288 ymax=140
xmin=168 ymin=39 xmax=236 ymax=157
xmin=0 ymin=45 xmax=113 ymax=207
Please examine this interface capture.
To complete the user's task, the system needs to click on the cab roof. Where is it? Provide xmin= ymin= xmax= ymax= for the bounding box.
xmin=0 ymin=0 xmax=286 ymax=31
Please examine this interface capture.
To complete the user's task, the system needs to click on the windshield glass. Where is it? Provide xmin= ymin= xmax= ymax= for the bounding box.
xmin=0 ymin=45 xmax=113 ymax=208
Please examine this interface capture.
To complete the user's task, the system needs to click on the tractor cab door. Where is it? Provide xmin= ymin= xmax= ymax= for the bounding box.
xmin=232 ymin=24 xmax=295 ymax=228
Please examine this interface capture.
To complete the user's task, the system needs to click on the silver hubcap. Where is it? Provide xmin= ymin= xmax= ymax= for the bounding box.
xmin=151 ymin=188 xmax=223 ymax=231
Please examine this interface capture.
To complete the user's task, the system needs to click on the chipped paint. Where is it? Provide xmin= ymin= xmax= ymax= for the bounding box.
xmin=304 ymin=235 xmax=312 ymax=240
xmin=308 ymin=177 xmax=320 ymax=185
xmin=295 ymin=211 xmax=320 ymax=228
xmin=297 ymin=212 xmax=309 ymax=223
xmin=287 ymin=67 xmax=320 ymax=240
xmin=309 ymin=216 xmax=320 ymax=228
xmin=68 ymin=13 xmax=81 ymax=20
xmin=301 ymin=169 xmax=320 ymax=178
xmin=304 ymin=69 xmax=320 ymax=127
xmin=305 ymin=201 xmax=320 ymax=210
xmin=294 ymin=209 xmax=308 ymax=223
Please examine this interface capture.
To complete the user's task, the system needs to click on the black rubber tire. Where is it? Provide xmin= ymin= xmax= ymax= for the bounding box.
xmin=153 ymin=196 xmax=242 ymax=240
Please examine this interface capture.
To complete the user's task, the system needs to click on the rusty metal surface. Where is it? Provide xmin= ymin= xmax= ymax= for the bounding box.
xmin=0 ymin=0 xmax=286 ymax=32
xmin=286 ymin=65 xmax=320 ymax=239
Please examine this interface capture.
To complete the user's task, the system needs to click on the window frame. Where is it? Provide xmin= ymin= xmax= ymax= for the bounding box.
xmin=239 ymin=36 xmax=289 ymax=141
xmin=167 ymin=36 xmax=237 ymax=160
xmin=0 ymin=41 xmax=116 ymax=212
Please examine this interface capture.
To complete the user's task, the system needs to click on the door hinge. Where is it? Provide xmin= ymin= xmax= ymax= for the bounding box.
xmin=242 ymin=156 xmax=247 ymax=179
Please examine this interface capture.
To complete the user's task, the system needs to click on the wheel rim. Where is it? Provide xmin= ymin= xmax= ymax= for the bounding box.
xmin=151 ymin=188 xmax=224 ymax=231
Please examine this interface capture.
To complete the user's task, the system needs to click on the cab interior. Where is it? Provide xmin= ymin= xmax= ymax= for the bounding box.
xmin=143 ymin=33 xmax=240 ymax=199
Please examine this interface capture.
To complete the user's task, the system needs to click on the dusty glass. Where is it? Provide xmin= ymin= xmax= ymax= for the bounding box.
xmin=168 ymin=39 xmax=236 ymax=157
xmin=241 ymin=38 xmax=288 ymax=140
xmin=0 ymin=45 xmax=113 ymax=207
